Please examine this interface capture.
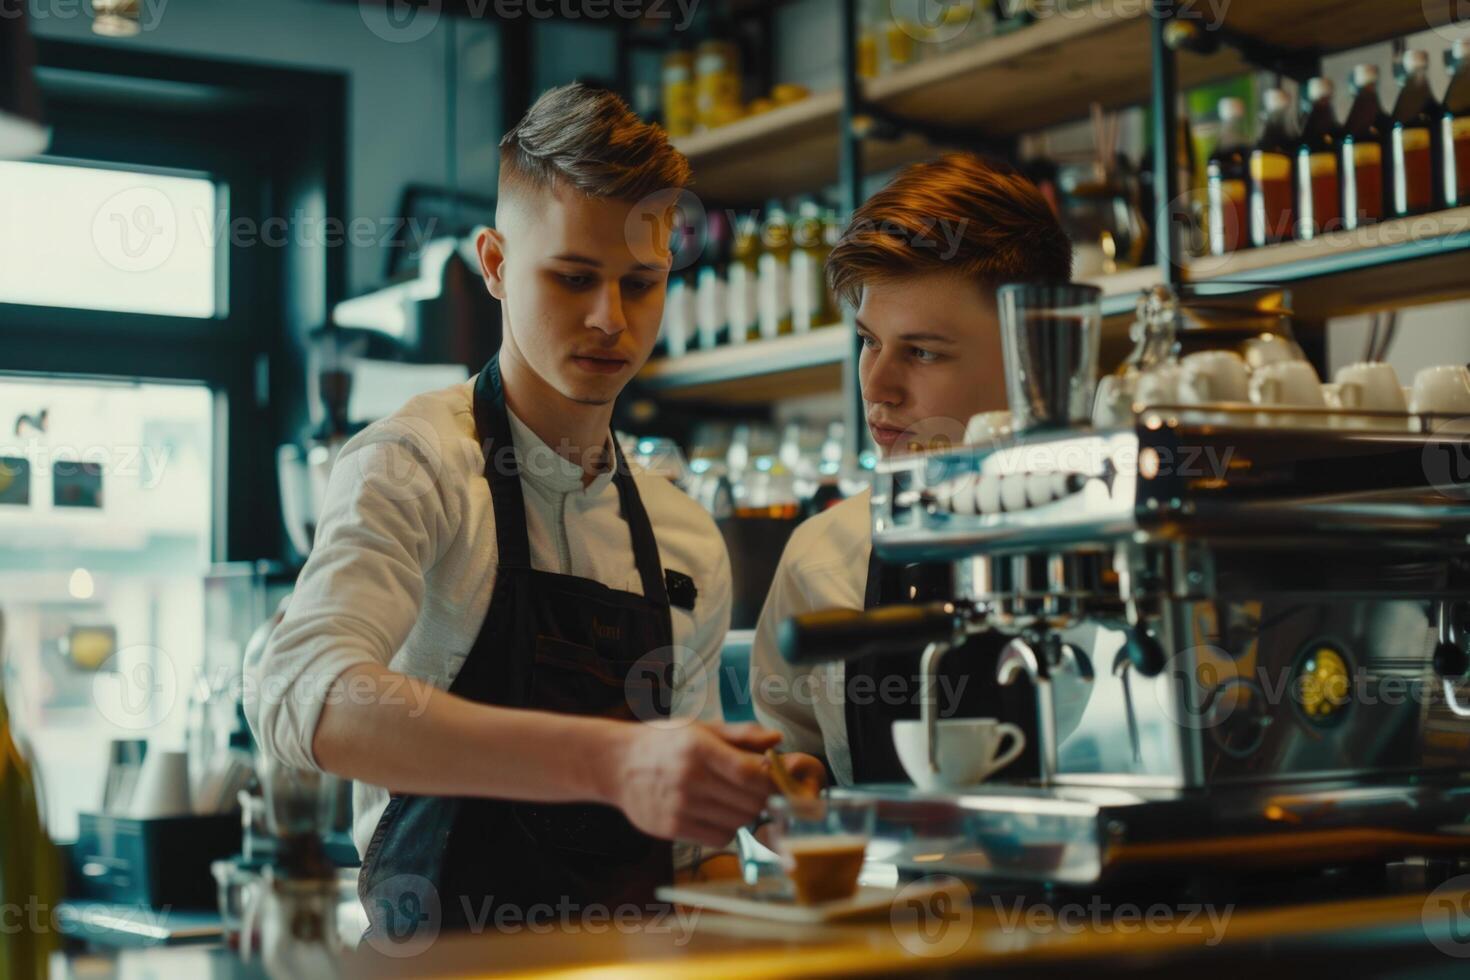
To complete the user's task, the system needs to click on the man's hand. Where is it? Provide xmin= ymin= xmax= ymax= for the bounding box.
xmin=610 ymin=721 xmax=782 ymax=847
xmin=774 ymin=751 xmax=828 ymax=797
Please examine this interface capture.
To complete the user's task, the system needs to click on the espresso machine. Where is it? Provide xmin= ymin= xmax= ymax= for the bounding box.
xmin=780 ymin=283 xmax=1470 ymax=889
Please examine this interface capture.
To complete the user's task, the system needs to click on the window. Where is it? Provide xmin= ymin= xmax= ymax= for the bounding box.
xmin=0 ymin=373 xmax=217 ymax=839
xmin=0 ymin=160 xmax=223 ymax=319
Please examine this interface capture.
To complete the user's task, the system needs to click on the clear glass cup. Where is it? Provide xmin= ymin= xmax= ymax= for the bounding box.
xmin=767 ymin=795 xmax=876 ymax=904
xmin=997 ymin=282 xmax=1104 ymax=432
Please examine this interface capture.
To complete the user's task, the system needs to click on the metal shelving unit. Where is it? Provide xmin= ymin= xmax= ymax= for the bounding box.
xmin=638 ymin=0 xmax=1470 ymax=424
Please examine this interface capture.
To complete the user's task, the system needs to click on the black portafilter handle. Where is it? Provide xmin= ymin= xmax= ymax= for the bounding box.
xmin=777 ymin=603 xmax=962 ymax=666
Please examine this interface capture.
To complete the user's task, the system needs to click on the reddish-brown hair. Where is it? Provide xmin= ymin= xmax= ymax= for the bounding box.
xmin=499 ymin=83 xmax=690 ymax=201
xmin=827 ymin=153 xmax=1072 ymax=308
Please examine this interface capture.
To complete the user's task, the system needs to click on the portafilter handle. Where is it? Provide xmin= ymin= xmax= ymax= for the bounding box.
xmin=777 ymin=603 xmax=969 ymax=666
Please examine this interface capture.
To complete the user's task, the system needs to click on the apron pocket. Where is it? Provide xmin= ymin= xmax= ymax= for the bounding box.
xmin=530 ymin=635 xmax=644 ymax=718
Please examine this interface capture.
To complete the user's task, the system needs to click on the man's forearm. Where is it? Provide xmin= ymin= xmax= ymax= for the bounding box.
xmin=308 ymin=662 xmax=630 ymax=803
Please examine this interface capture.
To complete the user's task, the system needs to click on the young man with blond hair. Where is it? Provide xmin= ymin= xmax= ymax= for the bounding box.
xmin=248 ymin=84 xmax=782 ymax=934
xmin=751 ymin=153 xmax=1073 ymax=790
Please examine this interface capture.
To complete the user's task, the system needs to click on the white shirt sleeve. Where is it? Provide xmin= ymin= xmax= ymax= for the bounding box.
xmin=749 ymin=548 xmax=838 ymax=763
xmin=671 ymin=545 xmax=733 ymax=729
xmin=245 ymin=415 xmax=460 ymax=772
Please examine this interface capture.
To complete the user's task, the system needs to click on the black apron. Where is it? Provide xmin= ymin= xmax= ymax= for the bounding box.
xmin=358 ymin=357 xmax=676 ymax=934
xmin=843 ymin=552 xmax=1038 ymax=784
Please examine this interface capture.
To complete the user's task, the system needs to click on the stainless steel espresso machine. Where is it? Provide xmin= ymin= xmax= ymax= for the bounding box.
xmin=780 ymin=284 xmax=1470 ymax=889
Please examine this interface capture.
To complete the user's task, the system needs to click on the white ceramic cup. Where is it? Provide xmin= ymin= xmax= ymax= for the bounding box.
xmin=1334 ymin=362 xmax=1407 ymax=412
xmin=1250 ymin=360 xmax=1325 ymax=406
xmin=1133 ymin=364 xmax=1182 ymax=409
xmin=892 ymin=718 xmax=1026 ymax=792
xmin=1409 ymin=365 xmax=1470 ymax=416
xmin=964 ymin=410 xmax=1014 ymax=448
xmin=130 ymin=748 xmax=193 ymax=818
xmin=1240 ymin=333 xmax=1306 ymax=371
xmin=1092 ymin=374 xmax=1134 ymax=427
xmin=1178 ymin=350 xmax=1251 ymax=405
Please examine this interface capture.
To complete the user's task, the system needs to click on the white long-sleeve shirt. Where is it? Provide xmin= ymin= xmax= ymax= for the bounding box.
xmin=244 ymin=376 xmax=732 ymax=866
xmin=749 ymin=491 xmax=872 ymax=787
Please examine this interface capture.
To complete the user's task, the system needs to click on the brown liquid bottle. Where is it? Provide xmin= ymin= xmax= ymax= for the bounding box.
xmin=1297 ymin=78 xmax=1342 ymax=238
xmin=1443 ymin=39 xmax=1470 ymax=209
xmin=1250 ymin=88 xmax=1298 ymax=246
xmin=1341 ymin=63 xmax=1391 ymax=229
xmin=1207 ymin=96 xmax=1250 ymax=254
xmin=1390 ymin=49 xmax=1443 ymax=216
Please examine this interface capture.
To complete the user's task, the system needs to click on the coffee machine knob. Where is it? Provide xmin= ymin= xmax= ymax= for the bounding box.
xmin=1000 ymin=474 xmax=1029 ymax=512
xmin=1123 ymin=627 xmax=1167 ymax=678
xmin=976 ymin=473 xmax=1003 ymax=514
xmin=1433 ymin=640 xmax=1470 ymax=680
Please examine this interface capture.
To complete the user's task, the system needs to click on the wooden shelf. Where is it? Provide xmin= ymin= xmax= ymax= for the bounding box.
xmin=1187 ymin=206 xmax=1470 ymax=319
xmin=673 ymin=0 xmax=1457 ymax=204
xmin=673 ymin=90 xmax=928 ymax=203
xmin=637 ymin=328 xmax=850 ymax=404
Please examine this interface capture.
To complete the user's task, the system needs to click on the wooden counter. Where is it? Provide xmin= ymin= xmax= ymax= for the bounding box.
xmin=56 ymin=882 xmax=1470 ymax=979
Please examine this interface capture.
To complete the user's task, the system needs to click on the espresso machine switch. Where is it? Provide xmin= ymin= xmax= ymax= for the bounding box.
xmin=1120 ymin=626 xmax=1168 ymax=678
xmin=778 ymin=602 xmax=974 ymax=666
xmin=1434 ymin=601 xmax=1470 ymax=718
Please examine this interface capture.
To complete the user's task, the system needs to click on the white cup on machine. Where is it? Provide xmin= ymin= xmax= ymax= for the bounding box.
xmin=1240 ymin=333 xmax=1306 ymax=371
xmin=1177 ymin=350 xmax=1251 ymax=423
xmin=1250 ymin=360 xmax=1326 ymax=425
xmin=1332 ymin=362 xmax=1407 ymax=428
xmin=1132 ymin=364 xmax=1182 ymax=410
xmin=892 ymin=718 xmax=1026 ymax=792
xmin=1409 ymin=365 xmax=1470 ymax=431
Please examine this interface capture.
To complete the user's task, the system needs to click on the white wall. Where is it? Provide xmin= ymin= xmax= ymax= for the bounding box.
xmin=30 ymin=0 xmax=503 ymax=297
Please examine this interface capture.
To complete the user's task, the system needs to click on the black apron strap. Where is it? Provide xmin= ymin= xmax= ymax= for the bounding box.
xmin=474 ymin=356 xmax=533 ymax=569
xmin=611 ymin=440 xmax=670 ymax=608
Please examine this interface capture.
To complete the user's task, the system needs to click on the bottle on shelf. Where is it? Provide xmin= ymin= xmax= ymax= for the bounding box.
xmin=757 ymin=201 xmax=793 ymax=340
xmin=1250 ymin=87 xmax=1298 ymax=247
xmin=820 ymin=207 xmax=844 ymax=323
xmin=1207 ymin=96 xmax=1250 ymax=255
xmin=1443 ymin=39 xmax=1470 ymax=209
xmin=1341 ymin=63 xmax=1392 ymax=230
xmin=695 ymin=209 xmax=730 ymax=350
xmin=661 ymin=49 xmax=696 ymax=138
xmin=694 ymin=39 xmax=742 ymax=132
xmin=662 ymin=273 xmax=695 ymax=358
xmin=1 ymin=636 xmax=62 ymax=980
xmin=726 ymin=212 xmax=761 ymax=345
xmin=1297 ymin=77 xmax=1343 ymax=240
xmin=1390 ymin=48 xmax=1443 ymax=217
xmin=790 ymin=199 xmax=833 ymax=333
